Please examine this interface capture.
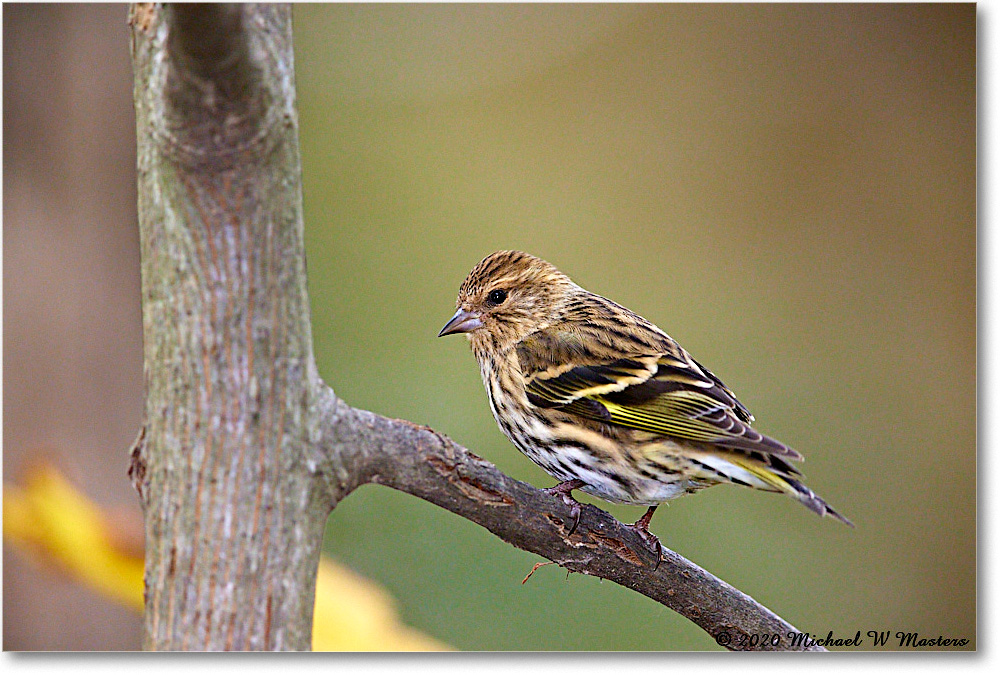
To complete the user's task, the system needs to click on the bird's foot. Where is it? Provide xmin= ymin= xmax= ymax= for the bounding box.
xmin=544 ymin=479 xmax=587 ymax=535
xmin=628 ymin=505 xmax=663 ymax=570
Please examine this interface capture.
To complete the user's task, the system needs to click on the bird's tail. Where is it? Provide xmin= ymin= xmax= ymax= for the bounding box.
xmin=780 ymin=475 xmax=854 ymax=527
xmin=699 ymin=452 xmax=854 ymax=527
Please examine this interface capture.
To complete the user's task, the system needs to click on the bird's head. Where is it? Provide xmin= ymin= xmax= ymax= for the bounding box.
xmin=439 ymin=250 xmax=575 ymax=353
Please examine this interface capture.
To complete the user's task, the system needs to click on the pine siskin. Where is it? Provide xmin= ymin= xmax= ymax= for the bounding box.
xmin=439 ymin=250 xmax=852 ymax=558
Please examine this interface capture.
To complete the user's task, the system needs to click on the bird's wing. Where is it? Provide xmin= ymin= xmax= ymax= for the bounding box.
xmin=517 ymin=324 xmax=801 ymax=460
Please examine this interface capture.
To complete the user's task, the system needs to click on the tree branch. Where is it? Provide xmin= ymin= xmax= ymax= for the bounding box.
xmin=322 ymin=400 xmax=825 ymax=652
xmin=132 ymin=2 xmax=827 ymax=651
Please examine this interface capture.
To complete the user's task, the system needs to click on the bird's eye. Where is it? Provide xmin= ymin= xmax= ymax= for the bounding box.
xmin=487 ymin=289 xmax=508 ymax=306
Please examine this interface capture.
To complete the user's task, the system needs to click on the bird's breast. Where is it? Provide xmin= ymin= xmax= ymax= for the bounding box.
xmin=475 ymin=351 xmax=553 ymax=453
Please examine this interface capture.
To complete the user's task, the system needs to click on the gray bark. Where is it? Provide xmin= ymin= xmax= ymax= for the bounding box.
xmin=130 ymin=3 xmax=823 ymax=651
xmin=131 ymin=3 xmax=328 ymax=650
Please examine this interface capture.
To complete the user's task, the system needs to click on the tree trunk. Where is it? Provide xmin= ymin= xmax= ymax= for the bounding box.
xmin=130 ymin=4 xmax=343 ymax=650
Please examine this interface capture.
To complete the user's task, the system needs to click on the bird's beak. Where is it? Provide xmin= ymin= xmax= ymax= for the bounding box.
xmin=438 ymin=309 xmax=483 ymax=337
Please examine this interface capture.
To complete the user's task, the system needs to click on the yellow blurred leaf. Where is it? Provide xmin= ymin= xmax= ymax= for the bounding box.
xmin=313 ymin=557 xmax=448 ymax=651
xmin=3 ymin=464 xmax=449 ymax=651
xmin=3 ymin=465 xmax=145 ymax=610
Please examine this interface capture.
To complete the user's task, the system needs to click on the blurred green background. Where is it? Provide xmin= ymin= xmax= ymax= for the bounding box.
xmin=296 ymin=3 xmax=975 ymax=650
xmin=4 ymin=3 xmax=974 ymax=650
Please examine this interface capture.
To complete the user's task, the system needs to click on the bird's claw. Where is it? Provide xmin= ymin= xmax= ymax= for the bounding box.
xmin=561 ymin=496 xmax=582 ymax=536
xmin=629 ymin=525 xmax=663 ymax=570
xmin=630 ymin=505 xmax=663 ymax=570
xmin=544 ymin=479 xmax=586 ymax=536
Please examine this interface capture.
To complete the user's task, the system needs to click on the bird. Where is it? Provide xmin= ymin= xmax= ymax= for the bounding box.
xmin=438 ymin=250 xmax=852 ymax=561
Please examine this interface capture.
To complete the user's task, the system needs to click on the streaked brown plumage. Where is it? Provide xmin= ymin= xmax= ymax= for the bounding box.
xmin=439 ymin=251 xmax=851 ymax=557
